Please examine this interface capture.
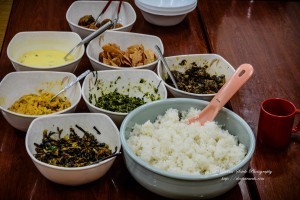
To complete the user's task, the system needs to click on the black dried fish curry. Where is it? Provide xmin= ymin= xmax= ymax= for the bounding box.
xmin=165 ymin=60 xmax=226 ymax=94
xmin=34 ymin=125 xmax=113 ymax=167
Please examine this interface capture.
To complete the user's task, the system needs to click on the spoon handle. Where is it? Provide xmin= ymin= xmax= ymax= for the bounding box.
xmin=51 ymin=70 xmax=91 ymax=101
xmin=188 ymin=64 xmax=254 ymax=124
xmin=81 ymin=20 xmax=113 ymax=45
xmin=94 ymin=0 xmax=113 ymax=25
xmin=64 ymin=20 xmax=113 ymax=61
xmin=154 ymin=45 xmax=178 ymax=89
xmin=90 ymin=152 xmax=122 ymax=165
xmin=212 ymin=64 xmax=254 ymax=109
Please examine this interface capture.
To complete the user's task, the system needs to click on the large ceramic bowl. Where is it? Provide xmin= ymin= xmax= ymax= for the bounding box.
xmin=120 ymin=98 xmax=255 ymax=199
xmin=25 ymin=113 xmax=121 ymax=186
xmin=7 ymin=31 xmax=84 ymax=72
xmin=157 ymin=54 xmax=235 ymax=101
xmin=86 ymin=30 xmax=163 ymax=71
xmin=66 ymin=1 xmax=136 ymax=39
xmin=0 ymin=71 xmax=81 ymax=132
xmin=82 ymin=69 xmax=167 ymax=126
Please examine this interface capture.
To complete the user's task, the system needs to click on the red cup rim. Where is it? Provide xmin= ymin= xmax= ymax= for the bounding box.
xmin=261 ymin=98 xmax=296 ymax=118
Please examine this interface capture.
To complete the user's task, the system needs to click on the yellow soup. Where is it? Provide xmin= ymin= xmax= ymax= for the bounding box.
xmin=18 ymin=50 xmax=75 ymax=68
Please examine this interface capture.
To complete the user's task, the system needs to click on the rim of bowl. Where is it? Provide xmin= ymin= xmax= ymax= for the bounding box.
xmin=120 ymin=98 xmax=256 ymax=181
xmin=7 ymin=31 xmax=85 ymax=70
xmin=0 ymin=71 xmax=82 ymax=118
xmin=157 ymin=54 xmax=236 ymax=98
xmin=86 ymin=31 xmax=163 ymax=70
xmin=25 ymin=113 xmax=121 ymax=171
xmin=81 ymin=69 xmax=168 ymax=116
xmin=135 ymin=0 xmax=197 ymax=16
xmin=66 ymin=1 xmax=137 ymax=33
xmin=136 ymin=0 xmax=197 ymax=9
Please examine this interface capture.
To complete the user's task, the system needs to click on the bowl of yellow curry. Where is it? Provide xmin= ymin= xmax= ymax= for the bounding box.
xmin=0 ymin=71 xmax=82 ymax=132
xmin=7 ymin=31 xmax=85 ymax=72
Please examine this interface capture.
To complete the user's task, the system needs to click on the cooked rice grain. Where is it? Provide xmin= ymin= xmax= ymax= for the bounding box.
xmin=127 ymin=108 xmax=246 ymax=175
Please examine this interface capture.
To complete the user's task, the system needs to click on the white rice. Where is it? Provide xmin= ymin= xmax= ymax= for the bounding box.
xmin=127 ymin=108 xmax=246 ymax=175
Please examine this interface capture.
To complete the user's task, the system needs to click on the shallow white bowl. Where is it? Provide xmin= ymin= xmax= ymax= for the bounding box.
xmin=157 ymin=54 xmax=235 ymax=101
xmin=135 ymin=0 xmax=197 ymax=26
xmin=82 ymin=69 xmax=167 ymax=126
xmin=120 ymin=98 xmax=255 ymax=199
xmin=7 ymin=31 xmax=84 ymax=72
xmin=0 ymin=71 xmax=81 ymax=132
xmin=26 ymin=113 xmax=121 ymax=186
xmin=86 ymin=30 xmax=163 ymax=71
xmin=66 ymin=1 xmax=136 ymax=39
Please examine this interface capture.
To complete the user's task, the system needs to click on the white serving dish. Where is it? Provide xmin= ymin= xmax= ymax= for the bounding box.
xmin=86 ymin=30 xmax=163 ymax=71
xmin=157 ymin=54 xmax=235 ymax=101
xmin=0 ymin=71 xmax=81 ymax=131
xmin=26 ymin=113 xmax=121 ymax=186
xmin=81 ymin=69 xmax=167 ymax=126
xmin=7 ymin=31 xmax=84 ymax=72
xmin=66 ymin=1 xmax=136 ymax=39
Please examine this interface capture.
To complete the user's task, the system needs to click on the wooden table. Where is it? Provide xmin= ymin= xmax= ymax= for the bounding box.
xmin=0 ymin=0 xmax=299 ymax=199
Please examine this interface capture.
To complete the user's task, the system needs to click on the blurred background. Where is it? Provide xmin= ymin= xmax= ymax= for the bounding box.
xmin=0 ymin=0 xmax=13 ymax=49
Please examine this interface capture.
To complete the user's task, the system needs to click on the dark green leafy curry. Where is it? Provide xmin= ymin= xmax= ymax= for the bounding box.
xmin=89 ymin=73 xmax=161 ymax=113
xmin=90 ymin=91 xmax=146 ymax=113
xmin=34 ymin=125 xmax=112 ymax=167
xmin=166 ymin=60 xmax=226 ymax=94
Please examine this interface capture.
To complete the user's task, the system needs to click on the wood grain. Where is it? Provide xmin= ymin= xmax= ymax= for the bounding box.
xmin=198 ymin=1 xmax=300 ymax=200
xmin=0 ymin=0 xmax=13 ymax=50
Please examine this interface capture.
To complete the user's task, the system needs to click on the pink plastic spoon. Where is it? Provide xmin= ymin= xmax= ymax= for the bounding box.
xmin=187 ymin=63 xmax=254 ymax=125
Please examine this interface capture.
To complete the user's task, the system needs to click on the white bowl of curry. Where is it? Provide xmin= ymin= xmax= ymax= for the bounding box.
xmin=7 ymin=31 xmax=84 ymax=72
xmin=0 ymin=71 xmax=81 ymax=132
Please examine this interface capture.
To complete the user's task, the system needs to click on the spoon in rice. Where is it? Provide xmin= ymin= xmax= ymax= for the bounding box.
xmin=187 ymin=64 xmax=254 ymax=125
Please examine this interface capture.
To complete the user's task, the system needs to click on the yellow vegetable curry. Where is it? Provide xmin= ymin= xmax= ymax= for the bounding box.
xmin=8 ymin=91 xmax=71 ymax=115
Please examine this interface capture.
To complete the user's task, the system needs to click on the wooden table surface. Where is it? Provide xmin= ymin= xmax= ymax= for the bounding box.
xmin=0 ymin=0 xmax=299 ymax=199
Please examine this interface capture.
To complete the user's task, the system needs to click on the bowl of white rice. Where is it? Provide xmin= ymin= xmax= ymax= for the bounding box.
xmin=120 ymin=98 xmax=255 ymax=199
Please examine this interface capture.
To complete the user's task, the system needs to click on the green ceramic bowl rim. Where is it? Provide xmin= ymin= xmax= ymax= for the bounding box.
xmin=120 ymin=98 xmax=256 ymax=181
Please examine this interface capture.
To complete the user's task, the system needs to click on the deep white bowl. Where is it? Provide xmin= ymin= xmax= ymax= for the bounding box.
xmin=0 ymin=71 xmax=81 ymax=132
xmin=7 ymin=31 xmax=84 ymax=72
xmin=25 ymin=113 xmax=121 ymax=186
xmin=82 ymin=69 xmax=167 ymax=126
xmin=135 ymin=0 xmax=197 ymax=26
xmin=86 ymin=30 xmax=163 ymax=71
xmin=157 ymin=54 xmax=235 ymax=101
xmin=66 ymin=1 xmax=136 ymax=39
xmin=120 ymin=98 xmax=255 ymax=199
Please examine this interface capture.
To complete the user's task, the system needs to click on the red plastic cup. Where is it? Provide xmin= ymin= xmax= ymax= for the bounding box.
xmin=257 ymin=98 xmax=300 ymax=148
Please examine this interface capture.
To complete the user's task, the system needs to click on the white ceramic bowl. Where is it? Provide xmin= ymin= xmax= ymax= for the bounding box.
xmin=82 ymin=69 xmax=167 ymax=126
xmin=7 ymin=31 xmax=84 ymax=72
xmin=136 ymin=0 xmax=197 ymax=13
xmin=66 ymin=1 xmax=136 ymax=39
xmin=135 ymin=0 xmax=197 ymax=26
xmin=120 ymin=98 xmax=256 ymax=199
xmin=157 ymin=54 xmax=235 ymax=101
xmin=86 ymin=30 xmax=163 ymax=71
xmin=25 ymin=113 xmax=121 ymax=186
xmin=0 ymin=71 xmax=81 ymax=132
